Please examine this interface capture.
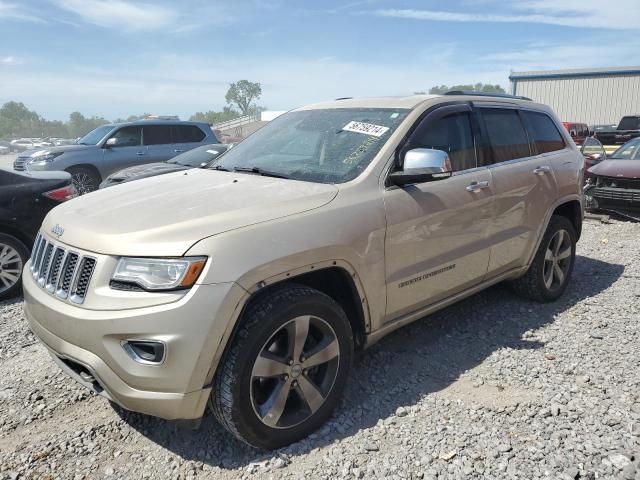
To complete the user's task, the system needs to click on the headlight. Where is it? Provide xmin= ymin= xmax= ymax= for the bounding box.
xmin=112 ymin=257 xmax=207 ymax=291
xmin=27 ymin=151 xmax=64 ymax=164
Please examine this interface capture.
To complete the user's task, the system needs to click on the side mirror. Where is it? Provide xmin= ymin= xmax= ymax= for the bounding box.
xmin=104 ymin=137 xmax=117 ymax=148
xmin=388 ymin=149 xmax=452 ymax=186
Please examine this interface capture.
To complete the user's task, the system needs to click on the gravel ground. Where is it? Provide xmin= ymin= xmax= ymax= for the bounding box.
xmin=0 ymin=218 xmax=639 ymax=480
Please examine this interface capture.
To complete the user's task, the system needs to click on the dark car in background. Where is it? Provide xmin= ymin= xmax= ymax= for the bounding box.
xmin=584 ymin=138 xmax=640 ymax=218
xmin=0 ymin=169 xmax=77 ymax=299
xmin=595 ymin=115 xmax=640 ymax=145
xmin=99 ymin=143 xmax=231 ymax=188
xmin=14 ymin=119 xmax=218 ymax=194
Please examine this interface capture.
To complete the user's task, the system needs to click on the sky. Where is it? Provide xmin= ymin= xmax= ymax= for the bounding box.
xmin=1 ymin=0 xmax=640 ymax=121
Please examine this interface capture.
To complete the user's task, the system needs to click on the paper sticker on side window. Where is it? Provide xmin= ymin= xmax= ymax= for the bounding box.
xmin=342 ymin=121 xmax=390 ymax=137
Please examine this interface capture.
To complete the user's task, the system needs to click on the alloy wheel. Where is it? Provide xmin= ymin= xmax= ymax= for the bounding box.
xmin=543 ymin=229 xmax=572 ymax=291
xmin=0 ymin=243 xmax=23 ymax=293
xmin=250 ymin=315 xmax=340 ymax=429
xmin=72 ymin=173 xmax=96 ymax=195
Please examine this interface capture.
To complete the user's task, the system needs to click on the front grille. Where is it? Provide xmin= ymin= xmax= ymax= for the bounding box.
xmin=592 ymin=187 xmax=640 ymax=203
xmin=29 ymin=233 xmax=96 ymax=304
xmin=597 ymin=176 xmax=640 ymax=190
xmin=13 ymin=157 xmax=27 ymax=171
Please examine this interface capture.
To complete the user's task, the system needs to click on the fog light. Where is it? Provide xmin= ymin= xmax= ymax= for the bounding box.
xmin=122 ymin=340 xmax=166 ymax=365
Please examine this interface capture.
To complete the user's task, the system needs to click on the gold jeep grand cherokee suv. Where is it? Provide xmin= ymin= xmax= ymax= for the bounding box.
xmin=24 ymin=93 xmax=583 ymax=449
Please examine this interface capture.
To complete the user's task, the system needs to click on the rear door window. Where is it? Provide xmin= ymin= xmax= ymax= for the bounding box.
xmin=173 ymin=125 xmax=206 ymax=143
xmin=144 ymin=125 xmax=172 ymax=145
xmin=522 ymin=111 xmax=565 ymax=154
xmin=479 ymin=108 xmax=530 ymax=164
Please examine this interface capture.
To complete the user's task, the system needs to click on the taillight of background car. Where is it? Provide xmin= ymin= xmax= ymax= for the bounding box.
xmin=43 ymin=184 xmax=78 ymax=202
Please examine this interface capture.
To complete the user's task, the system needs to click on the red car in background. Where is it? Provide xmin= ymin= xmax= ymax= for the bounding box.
xmin=563 ymin=122 xmax=590 ymax=146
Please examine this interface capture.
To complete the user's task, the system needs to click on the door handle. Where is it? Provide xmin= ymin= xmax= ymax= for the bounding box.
xmin=533 ymin=165 xmax=551 ymax=175
xmin=136 ymin=152 xmax=145 ymax=156
xmin=174 ymin=149 xmax=184 ymax=153
xmin=465 ymin=180 xmax=490 ymax=193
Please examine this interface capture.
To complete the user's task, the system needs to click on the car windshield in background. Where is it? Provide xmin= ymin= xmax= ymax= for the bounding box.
xmin=212 ymin=108 xmax=409 ymax=184
xmin=610 ymin=139 xmax=640 ymax=160
xmin=168 ymin=145 xmax=227 ymax=167
xmin=77 ymin=125 xmax=114 ymax=145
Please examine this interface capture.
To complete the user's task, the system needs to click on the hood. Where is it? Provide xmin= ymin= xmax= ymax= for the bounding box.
xmin=18 ymin=144 xmax=95 ymax=158
xmin=42 ymin=168 xmax=338 ymax=256
xmin=588 ymin=159 xmax=640 ymax=179
xmin=108 ymin=162 xmax=188 ymax=181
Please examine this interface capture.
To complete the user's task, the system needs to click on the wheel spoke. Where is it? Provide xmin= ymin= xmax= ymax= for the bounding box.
xmin=544 ymin=248 xmax=554 ymax=262
xmin=0 ymin=275 xmax=10 ymax=288
xmin=557 ymin=246 xmax=572 ymax=260
xmin=302 ymin=338 xmax=339 ymax=369
xmin=297 ymin=375 xmax=325 ymax=414
xmin=252 ymin=353 xmax=289 ymax=378
xmin=553 ymin=231 xmax=565 ymax=255
xmin=543 ymin=264 xmax=554 ymax=289
xmin=291 ymin=316 xmax=310 ymax=362
xmin=261 ymin=378 xmax=292 ymax=427
xmin=553 ymin=263 xmax=565 ymax=286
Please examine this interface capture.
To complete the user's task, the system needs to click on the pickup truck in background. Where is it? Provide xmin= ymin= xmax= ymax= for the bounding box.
xmin=595 ymin=115 xmax=640 ymax=145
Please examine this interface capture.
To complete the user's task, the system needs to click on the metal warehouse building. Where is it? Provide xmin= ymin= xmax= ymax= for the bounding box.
xmin=510 ymin=66 xmax=640 ymax=126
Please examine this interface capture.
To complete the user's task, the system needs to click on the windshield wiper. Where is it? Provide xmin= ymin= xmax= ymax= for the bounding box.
xmin=208 ymin=165 xmax=231 ymax=172
xmin=233 ymin=166 xmax=290 ymax=179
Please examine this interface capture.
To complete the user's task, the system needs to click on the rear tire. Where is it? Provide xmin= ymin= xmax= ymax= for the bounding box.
xmin=510 ymin=215 xmax=576 ymax=302
xmin=67 ymin=167 xmax=100 ymax=195
xmin=0 ymin=234 xmax=29 ymax=300
xmin=210 ymin=284 xmax=353 ymax=449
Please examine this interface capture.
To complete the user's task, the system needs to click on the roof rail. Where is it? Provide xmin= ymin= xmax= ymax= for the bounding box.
xmin=444 ymin=91 xmax=532 ymax=101
xmin=144 ymin=115 xmax=180 ymax=120
xmin=335 ymin=97 xmax=353 ymax=100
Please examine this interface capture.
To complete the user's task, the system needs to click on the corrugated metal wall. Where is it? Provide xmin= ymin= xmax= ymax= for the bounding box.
xmin=512 ymin=74 xmax=640 ymax=125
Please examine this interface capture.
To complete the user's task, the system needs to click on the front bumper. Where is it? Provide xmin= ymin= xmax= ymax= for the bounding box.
xmin=24 ymin=263 xmax=247 ymax=420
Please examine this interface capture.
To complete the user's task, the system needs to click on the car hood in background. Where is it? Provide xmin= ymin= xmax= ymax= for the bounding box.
xmin=41 ymin=168 xmax=339 ymax=256
xmin=17 ymin=144 xmax=95 ymax=158
xmin=588 ymin=160 xmax=640 ymax=179
xmin=101 ymin=162 xmax=190 ymax=187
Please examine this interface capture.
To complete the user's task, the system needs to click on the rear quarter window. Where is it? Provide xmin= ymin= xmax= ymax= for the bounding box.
xmin=522 ymin=111 xmax=565 ymax=154
xmin=173 ymin=125 xmax=206 ymax=143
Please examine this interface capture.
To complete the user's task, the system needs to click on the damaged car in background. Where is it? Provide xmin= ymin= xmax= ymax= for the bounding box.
xmin=584 ymin=137 xmax=640 ymax=220
xmin=99 ymin=143 xmax=232 ymax=188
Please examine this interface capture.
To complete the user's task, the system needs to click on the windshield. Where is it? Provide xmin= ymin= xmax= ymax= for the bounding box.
xmin=77 ymin=125 xmax=115 ymax=145
xmin=212 ymin=108 xmax=409 ymax=184
xmin=610 ymin=139 xmax=640 ymax=160
xmin=168 ymin=144 xmax=228 ymax=167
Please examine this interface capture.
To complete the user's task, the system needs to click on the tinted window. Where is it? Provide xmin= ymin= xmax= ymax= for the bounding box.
xmin=523 ymin=111 xmax=565 ymax=154
xmin=173 ymin=125 xmax=206 ymax=143
xmin=618 ymin=116 xmax=640 ymax=130
xmin=408 ymin=112 xmax=476 ymax=171
xmin=144 ymin=125 xmax=172 ymax=145
xmin=611 ymin=139 xmax=640 ymax=160
xmin=109 ymin=126 xmax=142 ymax=147
xmin=480 ymin=109 xmax=530 ymax=163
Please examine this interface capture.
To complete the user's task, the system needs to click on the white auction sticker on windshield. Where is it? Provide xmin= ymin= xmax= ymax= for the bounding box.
xmin=342 ymin=121 xmax=390 ymax=137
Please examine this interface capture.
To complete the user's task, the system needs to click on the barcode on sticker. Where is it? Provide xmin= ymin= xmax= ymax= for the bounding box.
xmin=342 ymin=121 xmax=390 ymax=137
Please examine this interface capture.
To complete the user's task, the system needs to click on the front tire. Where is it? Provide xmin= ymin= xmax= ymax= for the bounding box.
xmin=0 ymin=234 xmax=29 ymax=300
xmin=510 ymin=215 xmax=576 ymax=302
xmin=210 ymin=284 xmax=353 ymax=449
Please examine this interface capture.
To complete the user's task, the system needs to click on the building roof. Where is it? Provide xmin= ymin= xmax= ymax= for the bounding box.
xmin=510 ymin=66 xmax=640 ymax=81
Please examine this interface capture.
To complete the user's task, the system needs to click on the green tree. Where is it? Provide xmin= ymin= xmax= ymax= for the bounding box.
xmin=427 ymin=83 xmax=506 ymax=94
xmin=189 ymin=106 xmax=240 ymax=125
xmin=225 ymin=80 xmax=262 ymax=116
xmin=0 ymin=101 xmax=41 ymax=137
xmin=67 ymin=111 xmax=109 ymax=138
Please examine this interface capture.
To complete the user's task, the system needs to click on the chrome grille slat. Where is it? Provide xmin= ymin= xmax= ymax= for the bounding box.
xmin=38 ymin=243 xmax=54 ymax=286
xmin=46 ymin=248 xmax=66 ymax=293
xmin=28 ymin=232 xmax=96 ymax=304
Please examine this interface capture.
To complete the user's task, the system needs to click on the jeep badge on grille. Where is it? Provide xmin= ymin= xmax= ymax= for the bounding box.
xmin=51 ymin=224 xmax=64 ymax=238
